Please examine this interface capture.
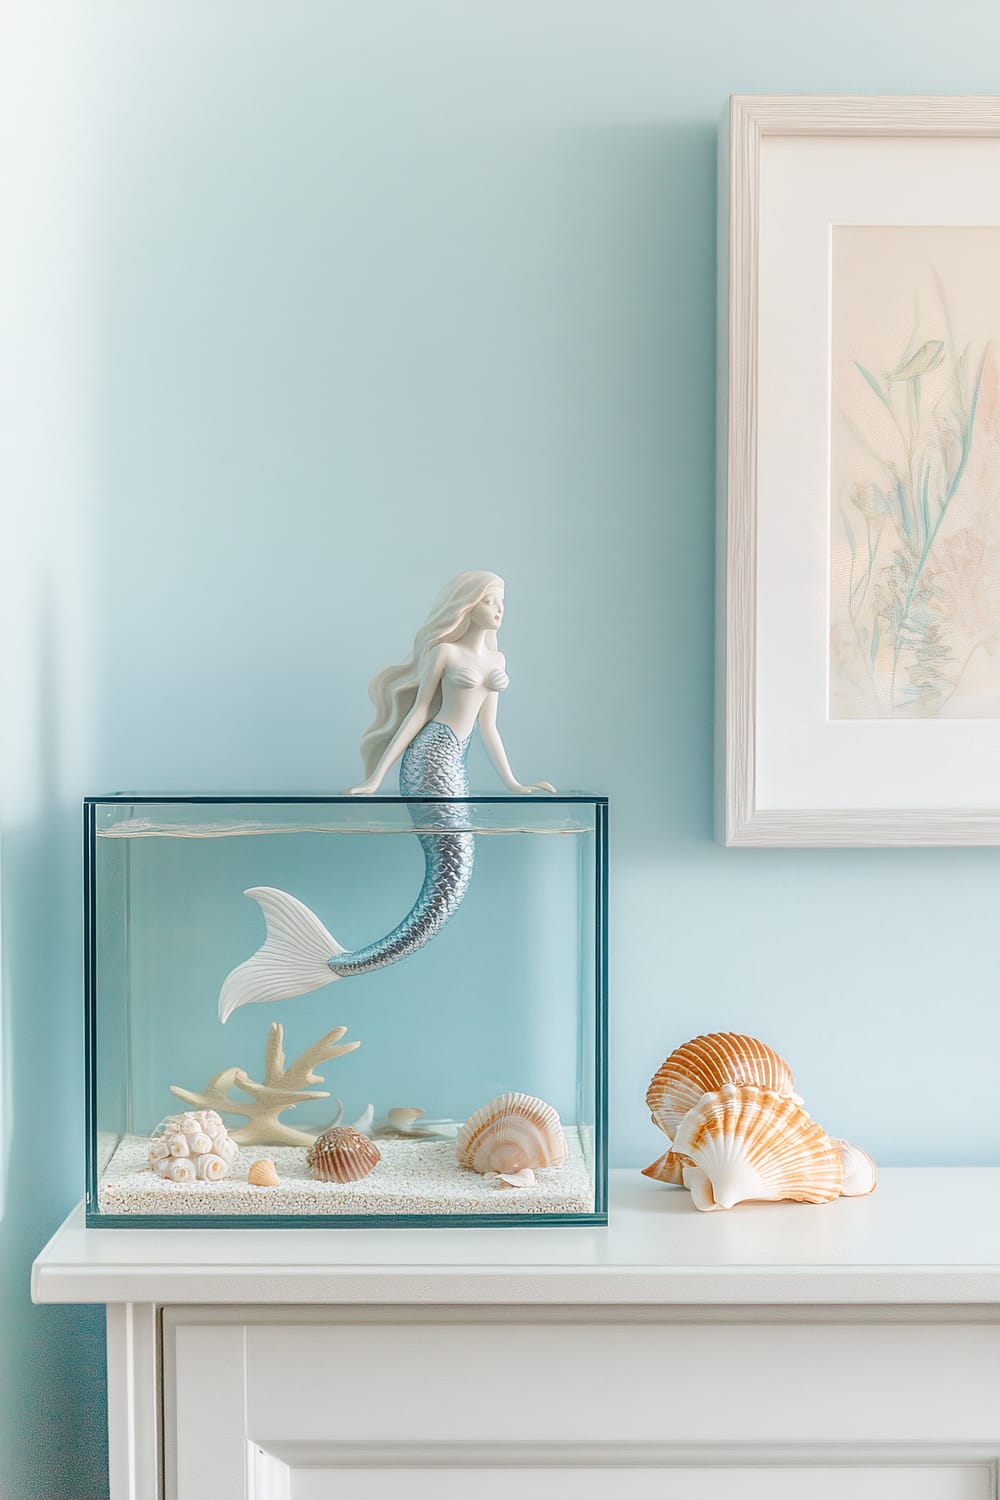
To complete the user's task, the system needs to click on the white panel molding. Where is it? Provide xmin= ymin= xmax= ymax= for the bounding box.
xmin=106 ymin=1304 xmax=160 ymax=1500
xmin=247 ymin=1442 xmax=290 ymax=1500
xmin=253 ymin=1439 xmax=1000 ymax=1469
xmin=164 ymin=1320 xmax=248 ymax=1500
xmin=719 ymin=94 xmax=1000 ymax=846
xmin=165 ymin=1301 xmax=1000 ymax=1327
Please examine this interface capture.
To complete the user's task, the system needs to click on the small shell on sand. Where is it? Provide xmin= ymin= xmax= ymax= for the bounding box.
xmin=248 ymin=1158 xmax=280 ymax=1187
xmin=195 ymin=1152 xmax=228 ymax=1182
xmin=487 ymin=1168 xmax=537 ymax=1188
xmin=156 ymin=1156 xmax=196 ymax=1182
xmin=307 ymin=1125 xmax=381 ymax=1183
xmin=373 ymin=1107 xmax=459 ymax=1140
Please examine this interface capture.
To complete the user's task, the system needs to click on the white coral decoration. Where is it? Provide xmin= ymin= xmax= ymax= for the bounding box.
xmin=148 ymin=1110 xmax=238 ymax=1183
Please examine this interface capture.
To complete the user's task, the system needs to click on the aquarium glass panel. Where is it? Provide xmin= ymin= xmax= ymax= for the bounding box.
xmin=85 ymin=794 xmax=608 ymax=1227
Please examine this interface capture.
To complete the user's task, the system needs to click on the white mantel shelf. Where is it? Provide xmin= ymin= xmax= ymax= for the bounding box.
xmin=32 ymin=1168 xmax=1000 ymax=1308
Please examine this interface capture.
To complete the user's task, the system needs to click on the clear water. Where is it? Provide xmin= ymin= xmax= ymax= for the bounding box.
xmin=88 ymin=796 xmax=607 ymax=1226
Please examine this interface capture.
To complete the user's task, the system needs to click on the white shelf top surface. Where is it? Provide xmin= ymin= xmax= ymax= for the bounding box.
xmin=32 ymin=1169 xmax=1000 ymax=1307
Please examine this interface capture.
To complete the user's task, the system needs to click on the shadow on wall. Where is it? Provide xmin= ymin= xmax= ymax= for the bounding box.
xmin=0 ymin=595 xmax=108 ymax=1499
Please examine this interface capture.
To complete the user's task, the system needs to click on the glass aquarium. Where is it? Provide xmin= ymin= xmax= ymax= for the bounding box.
xmin=85 ymin=793 xmax=607 ymax=1227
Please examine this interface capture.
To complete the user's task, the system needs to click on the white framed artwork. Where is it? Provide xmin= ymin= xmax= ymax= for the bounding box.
xmin=719 ymin=95 xmax=1000 ymax=845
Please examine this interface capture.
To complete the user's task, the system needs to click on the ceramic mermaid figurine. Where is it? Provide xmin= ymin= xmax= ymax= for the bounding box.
xmin=219 ymin=572 xmax=555 ymax=1021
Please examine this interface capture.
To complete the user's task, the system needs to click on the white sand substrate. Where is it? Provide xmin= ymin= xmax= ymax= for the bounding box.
xmin=98 ymin=1132 xmax=594 ymax=1217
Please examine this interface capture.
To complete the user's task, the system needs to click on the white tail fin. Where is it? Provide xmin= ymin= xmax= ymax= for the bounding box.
xmin=218 ymin=886 xmax=346 ymax=1022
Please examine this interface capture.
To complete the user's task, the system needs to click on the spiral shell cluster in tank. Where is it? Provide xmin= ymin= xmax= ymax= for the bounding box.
xmin=306 ymin=1124 xmax=381 ymax=1183
xmin=147 ymin=1109 xmax=239 ymax=1183
xmin=642 ymin=1033 xmax=875 ymax=1212
xmin=457 ymin=1091 xmax=567 ymax=1185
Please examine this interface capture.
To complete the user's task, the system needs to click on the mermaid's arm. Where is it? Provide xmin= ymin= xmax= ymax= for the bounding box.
xmin=347 ymin=646 xmax=447 ymax=795
xmin=478 ymin=689 xmax=556 ymax=795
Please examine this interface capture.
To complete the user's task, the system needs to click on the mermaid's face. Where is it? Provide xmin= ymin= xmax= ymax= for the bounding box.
xmin=470 ymin=586 xmax=504 ymax=632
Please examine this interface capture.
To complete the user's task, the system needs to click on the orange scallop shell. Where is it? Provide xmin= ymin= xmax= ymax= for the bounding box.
xmin=641 ymin=1150 xmax=693 ymax=1186
xmin=646 ymin=1033 xmax=796 ymax=1140
xmin=672 ymin=1083 xmax=843 ymax=1210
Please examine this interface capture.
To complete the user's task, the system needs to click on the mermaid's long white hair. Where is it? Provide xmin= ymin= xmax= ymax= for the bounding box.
xmin=359 ymin=571 xmax=503 ymax=778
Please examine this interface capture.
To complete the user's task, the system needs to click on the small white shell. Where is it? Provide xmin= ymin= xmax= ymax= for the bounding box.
xmin=189 ymin=1132 xmax=213 ymax=1155
xmin=834 ymin=1138 xmax=878 ymax=1198
xmin=195 ymin=1152 xmax=228 ymax=1182
xmin=376 ymin=1106 xmax=459 ymax=1140
xmin=457 ymin=1093 xmax=567 ymax=1176
xmin=167 ymin=1134 xmax=190 ymax=1157
xmin=487 ymin=1168 xmax=537 ymax=1188
xmin=156 ymin=1156 xmax=196 ymax=1182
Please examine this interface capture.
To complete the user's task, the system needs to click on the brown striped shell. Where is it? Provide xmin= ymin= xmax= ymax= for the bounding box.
xmin=306 ymin=1125 xmax=381 ymax=1183
xmin=646 ymin=1033 xmax=797 ymax=1141
xmin=672 ymin=1083 xmax=843 ymax=1211
xmin=456 ymin=1092 xmax=567 ymax=1176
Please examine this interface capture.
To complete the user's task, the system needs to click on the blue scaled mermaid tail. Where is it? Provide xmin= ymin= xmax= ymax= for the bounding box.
xmin=218 ymin=720 xmax=474 ymax=1021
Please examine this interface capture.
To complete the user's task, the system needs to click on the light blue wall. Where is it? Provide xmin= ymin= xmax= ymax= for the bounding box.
xmin=6 ymin=2 xmax=1000 ymax=1493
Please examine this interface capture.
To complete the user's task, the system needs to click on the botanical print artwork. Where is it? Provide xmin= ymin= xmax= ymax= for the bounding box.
xmin=830 ymin=227 xmax=1000 ymax=719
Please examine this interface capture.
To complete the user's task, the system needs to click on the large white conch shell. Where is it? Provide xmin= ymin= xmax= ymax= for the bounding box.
xmin=457 ymin=1092 xmax=567 ymax=1176
xmin=672 ymin=1083 xmax=844 ymax=1211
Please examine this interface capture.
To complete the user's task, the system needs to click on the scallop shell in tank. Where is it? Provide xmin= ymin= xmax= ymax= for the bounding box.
xmin=646 ymin=1033 xmax=798 ymax=1141
xmin=457 ymin=1092 xmax=568 ymax=1176
xmin=834 ymin=1138 xmax=878 ymax=1198
xmin=306 ymin=1125 xmax=381 ymax=1183
xmin=672 ymin=1083 xmax=844 ymax=1211
xmin=147 ymin=1109 xmax=238 ymax=1183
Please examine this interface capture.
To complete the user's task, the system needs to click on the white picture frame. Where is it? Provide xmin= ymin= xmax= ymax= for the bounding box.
xmin=719 ymin=94 xmax=1000 ymax=846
